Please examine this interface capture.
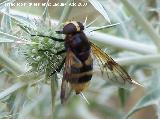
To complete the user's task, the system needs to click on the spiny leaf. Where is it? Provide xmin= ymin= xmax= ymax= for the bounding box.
xmin=17 ymin=93 xmax=45 ymax=119
xmin=11 ymin=88 xmax=27 ymax=119
xmin=1 ymin=10 xmax=37 ymax=30
xmin=57 ymin=0 xmax=74 ymax=29
xmin=0 ymin=52 xmax=24 ymax=74
xmin=0 ymin=31 xmax=21 ymax=41
xmin=1 ymin=6 xmax=12 ymax=33
xmin=121 ymin=0 xmax=160 ymax=51
xmin=0 ymin=0 xmax=16 ymax=10
xmin=88 ymin=23 xmax=120 ymax=32
xmin=42 ymin=0 xmax=49 ymax=21
xmin=0 ymin=82 xmax=26 ymax=100
xmin=124 ymin=87 xmax=160 ymax=119
xmin=88 ymin=0 xmax=111 ymax=24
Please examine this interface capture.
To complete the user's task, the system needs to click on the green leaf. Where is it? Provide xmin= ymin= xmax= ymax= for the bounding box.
xmin=0 ymin=38 xmax=14 ymax=42
xmin=11 ymin=88 xmax=27 ymax=119
xmin=17 ymin=71 xmax=40 ymax=82
xmin=0 ymin=52 xmax=24 ymax=74
xmin=118 ymin=88 xmax=130 ymax=107
xmin=88 ymin=0 xmax=111 ymax=24
xmin=57 ymin=0 xmax=74 ymax=29
xmin=89 ymin=23 xmax=120 ymax=32
xmin=16 ymin=24 xmax=31 ymax=34
xmin=121 ymin=0 xmax=160 ymax=51
xmin=1 ymin=6 xmax=12 ymax=33
xmin=50 ymin=74 xmax=58 ymax=113
xmin=0 ymin=112 xmax=11 ymax=119
xmin=0 ymin=0 xmax=16 ymax=10
xmin=1 ymin=10 xmax=37 ymax=30
xmin=0 ymin=31 xmax=20 ymax=42
xmin=89 ymin=102 xmax=122 ymax=119
xmin=124 ymin=87 xmax=160 ymax=119
xmin=17 ymin=93 xmax=45 ymax=119
xmin=0 ymin=82 xmax=26 ymax=100
xmin=42 ymin=0 xmax=49 ymax=21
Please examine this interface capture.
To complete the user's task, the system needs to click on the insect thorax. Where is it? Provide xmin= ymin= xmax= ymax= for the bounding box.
xmin=65 ymin=32 xmax=91 ymax=62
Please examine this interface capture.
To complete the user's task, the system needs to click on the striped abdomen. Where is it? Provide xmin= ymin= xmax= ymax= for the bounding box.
xmin=69 ymin=54 xmax=93 ymax=94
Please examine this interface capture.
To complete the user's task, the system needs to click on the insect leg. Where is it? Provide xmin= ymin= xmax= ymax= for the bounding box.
xmin=50 ymin=57 xmax=66 ymax=76
xmin=31 ymin=34 xmax=64 ymax=42
xmin=56 ymin=49 xmax=66 ymax=55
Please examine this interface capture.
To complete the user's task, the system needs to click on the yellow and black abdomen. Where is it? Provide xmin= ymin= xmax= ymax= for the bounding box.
xmin=69 ymin=55 xmax=93 ymax=94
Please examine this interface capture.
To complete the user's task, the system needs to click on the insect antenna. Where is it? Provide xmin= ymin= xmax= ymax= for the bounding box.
xmin=79 ymin=92 xmax=90 ymax=105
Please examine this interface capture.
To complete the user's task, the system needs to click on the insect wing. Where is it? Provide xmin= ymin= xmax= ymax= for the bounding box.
xmin=90 ymin=42 xmax=142 ymax=88
xmin=60 ymin=49 xmax=73 ymax=104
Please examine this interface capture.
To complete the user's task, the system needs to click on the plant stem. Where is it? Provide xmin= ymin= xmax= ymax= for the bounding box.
xmin=88 ymin=31 xmax=157 ymax=54
xmin=116 ymin=54 xmax=160 ymax=66
xmin=0 ymin=52 xmax=25 ymax=74
xmin=121 ymin=0 xmax=160 ymax=51
xmin=0 ymin=82 xmax=26 ymax=99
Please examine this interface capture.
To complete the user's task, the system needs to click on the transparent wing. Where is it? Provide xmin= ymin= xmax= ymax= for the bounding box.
xmin=90 ymin=42 xmax=142 ymax=88
xmin=60 ymin=49 xmax=73 ymax=104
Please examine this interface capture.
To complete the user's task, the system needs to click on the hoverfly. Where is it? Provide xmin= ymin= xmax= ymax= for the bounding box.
xmin=32 ymin=21 xmax=142 ymax=104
